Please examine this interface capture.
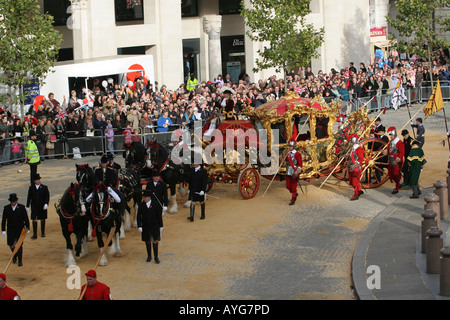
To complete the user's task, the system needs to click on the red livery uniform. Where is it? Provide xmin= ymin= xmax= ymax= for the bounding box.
xmin=347 ymin=134 xmax=364 ymax=201
xmin=0 ymin=273 xmax=20 ymax=300
xmin=79 ymin=270 xmax=112 ymax=300
xmin=387 ymin=127 xmax=405 ymax=194
xmin=285 ymin=140 xmax=303 ymax=205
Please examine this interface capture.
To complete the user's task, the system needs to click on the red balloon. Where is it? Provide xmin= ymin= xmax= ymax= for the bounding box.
xmin=126 ymin=64 xmax=146 ymax=90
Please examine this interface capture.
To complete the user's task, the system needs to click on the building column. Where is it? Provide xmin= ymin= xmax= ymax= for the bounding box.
xmin=70 ymin=0 xmax=92 ymax=60
xmin=203 ymin=15 xmax=222 ymax=82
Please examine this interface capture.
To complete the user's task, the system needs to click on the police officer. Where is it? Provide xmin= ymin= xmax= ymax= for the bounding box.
xmin=25 ymin=130 xmax=40 ymax=185
xmin=137 ymin=190 xmax=163 ymax=263
xmin=187 ymin=161 xmax=208 ymax=221
xmin=26 ymin=173 xmax=50 ymax=239
xmin=2 ymin=193 xmax=30 ymax=267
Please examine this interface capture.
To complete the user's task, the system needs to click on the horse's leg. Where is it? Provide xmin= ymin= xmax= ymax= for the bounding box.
xmin=178 ymin=183 xmax=187 ymax=197
xmin=124 ymin=204 xmax=131 ymax=231
xmin=87 ymin=222 xmax=93 ymax=242
xmin=169 ymin=183 xmax=178 ymax=214
xmin=97 ymin=228 xmax=109 ymax=266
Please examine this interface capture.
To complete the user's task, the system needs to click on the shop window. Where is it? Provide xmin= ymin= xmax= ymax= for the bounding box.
xmin=181 ymin=0 xmax=198 ymax=17
xmin=219 ymin=0 xmax=242 ymax=15
xmin=44 ymin=0 xmax=71 ymax=26
xmin=115 ymin=0 xmax=144 ymax=22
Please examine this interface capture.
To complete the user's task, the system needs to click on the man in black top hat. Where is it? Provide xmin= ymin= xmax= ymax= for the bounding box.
xmin=2 ymin=193 xmax=30 ymax=267
xmin=187 ymin=161 xmax=208 ymax=222
xmin=137 ymin=189 xmax=163 ymax=263
xmin=26 ymin=173 xmax=50 ymax=239
xmin=146 ymin=169 xmax=168 ymax=215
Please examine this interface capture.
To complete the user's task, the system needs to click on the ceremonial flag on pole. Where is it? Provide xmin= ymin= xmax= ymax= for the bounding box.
xmin=424 ymin=79 xmax=444 ymax=119
xmin=392 ymin=78 xmax=407 ymax=111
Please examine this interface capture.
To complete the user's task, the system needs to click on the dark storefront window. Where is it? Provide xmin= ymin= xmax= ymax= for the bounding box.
xmin=181 ymin=0 xmax=199 ymax=17
xmin=115 ymin=0 xmax=144 ymax=22
xmin=221 ymin=35 xmax=246 ymax=84
xmin=219 ymin=0 xmax=242 ymax=15
xmin=44 ymin=0 xmax=71 ymax=26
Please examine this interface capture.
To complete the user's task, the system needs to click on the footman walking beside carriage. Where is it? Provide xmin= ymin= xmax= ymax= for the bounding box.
xmin=137 ymin=190 xmax=163 ymax=263
xmin=27 ymin=173 xmax=50 ymax=239
xmin=187 ymin=161 xmax=208 ymax=221
xmin=2 ymin=193 xmax=29 ymax=267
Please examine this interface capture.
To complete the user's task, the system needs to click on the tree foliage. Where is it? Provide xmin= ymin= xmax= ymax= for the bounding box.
xmin=386 ymin=0 xmax=450 ymax=64
xmin=0 ymin=0 xmax=63 ymax=108
xmin=240 ymin=0 xmax=324 ymax=74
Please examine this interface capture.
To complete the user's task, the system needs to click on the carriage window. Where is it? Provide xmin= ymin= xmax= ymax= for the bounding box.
xmin=315 ymin=116 xmax=329 ymax=139
xmin=270 ymin=121 xmax=287 ymax=145
xmin=292 ymin=114 xmax=310 ymax=141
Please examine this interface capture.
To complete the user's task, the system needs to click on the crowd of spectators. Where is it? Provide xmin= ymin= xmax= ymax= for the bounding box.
xmin=0 ymin=48 xmax=448 ymax=166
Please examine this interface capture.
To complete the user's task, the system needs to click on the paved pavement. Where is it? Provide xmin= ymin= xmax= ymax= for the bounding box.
xmin=352 ymin=187 xmax=450 ymax=300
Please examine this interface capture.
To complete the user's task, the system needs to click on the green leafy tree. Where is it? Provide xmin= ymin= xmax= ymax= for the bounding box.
xmin=240 ymin=0 xmax=324 ymax=78
xmin=0 ymin=0 xmax=63 ymax=114
xmin=386 ymin=0 xmax=450 ymax=88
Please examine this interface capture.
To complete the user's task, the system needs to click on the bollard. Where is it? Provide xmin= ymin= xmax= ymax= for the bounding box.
xmin=424 ymin=193 xmax=441 ymax=228
xmin=440 ymin=246 xmax=450 ymax=296
xmin=426 ymin=226 xmax=443 ymax=274
xmin=433 ymin=180 xmax=448 ymax=220
xmin=421 ymin=209 xmax=438 ymax=253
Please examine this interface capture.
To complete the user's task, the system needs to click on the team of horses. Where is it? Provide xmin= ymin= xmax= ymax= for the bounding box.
xmin=54 ymin=140 xmax=192 ymax=267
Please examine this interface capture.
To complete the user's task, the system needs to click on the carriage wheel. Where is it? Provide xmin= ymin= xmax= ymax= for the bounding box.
xmin=359 ymin=138 xmax=390 ymax=189
xmin=238 ymin=167 xmax=260 ymax=199
xmin=332 ymin=158 xmax=349 ymax=181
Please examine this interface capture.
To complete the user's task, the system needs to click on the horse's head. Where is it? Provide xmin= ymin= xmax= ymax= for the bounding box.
xmin=58 ymin=182 xmax=83 ymax=219
xmin=91 ymin=182 xmax=110 ymax=219
xmin=146 ymin=140 xmax=167 ymax=170
xmin=75 ymin=164 xmax=89 ymax=186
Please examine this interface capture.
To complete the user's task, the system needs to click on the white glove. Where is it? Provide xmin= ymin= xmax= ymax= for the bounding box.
xmin=138 ymin=227 xmax=142 ymax=233
xmin=199 ymin=191 xmax=205 ymax=196
xmin=2 ymin=231 xmax=6 ymax=236
xmin=410 ymin=122 xmax=414 ymax=125
xmin=162 ymin=206 xmax=168 ymax=212
xmin=43 ymin=204 xmax=48 ymax=210
xmin=160 ymin=227 xmax=163 ymax=232
xmin=447 ymin=132 xmax=450 ymax=137
xmin=26 ymin=207 xmax=30 ymax=212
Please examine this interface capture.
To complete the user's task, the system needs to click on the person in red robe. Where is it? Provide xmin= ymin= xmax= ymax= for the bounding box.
xmin=79 ymin=270 xmax=112 ymax=300
xmin=0 ymin=273 xmax=20 ymax=300
xmin=347 ymin=134 xmax=364 ymax=201
xmin=386 ymin=126 xmax=405 ymax=194
xmin=285 ymin=139 xmax=303 ymax=205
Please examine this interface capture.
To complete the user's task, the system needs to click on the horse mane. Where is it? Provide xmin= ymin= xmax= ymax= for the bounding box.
xmin=147 ymin=140 xmax=170 ymax=171
xmin=59 ymin=183 xmax=81 ymax=217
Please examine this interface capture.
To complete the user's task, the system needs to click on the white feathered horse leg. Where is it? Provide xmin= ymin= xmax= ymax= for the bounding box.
xmin=183 ymin=199 xmax=191 ymax=208
xmin=65 ymin=249 xmax=77 ymax=268
xmin=98 ymin=248 xmax=109 ymax=266
xmin=112 ymin=233 xmax=122 ymax=257
xmin=124 ymin=208 xmax=131 ymax=231
xmin=178 ymin=183 xmax=187 ymax=197
xmin=169 ymin=193 xmax=178 ymax=214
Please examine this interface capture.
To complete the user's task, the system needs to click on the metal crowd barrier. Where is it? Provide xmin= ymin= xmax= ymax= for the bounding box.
xmin=0 ymin=125 xmax=180 ymax=165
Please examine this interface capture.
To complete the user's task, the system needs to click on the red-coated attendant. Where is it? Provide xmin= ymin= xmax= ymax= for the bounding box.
xmin=79 ymin=270 xmax=112 ymax=300
xmin=285 ymin=139 xmax=303 ymax=205
xmin=0 ymin=273 xmax=20 ymax=300
xmin=386 ymin=126 xmax=405 ymax=194
xmin=347 ymin=134 xmax=365 ymax=201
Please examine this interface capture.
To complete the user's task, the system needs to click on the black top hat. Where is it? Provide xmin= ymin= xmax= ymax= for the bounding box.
xmin=100 ymin=155 xmax=108 ymax=163
xmin=33 ymin=173 xmax=41 ymax=181
xmin=142 ymin=189 xmax=152 ymax=197
xmin=107 ymin=154 xmax=114 ymax=160
xmin=8 ymin=193 xmax=18 ymax=202
xmin=152 ymin=169 xmax=160 ymax=176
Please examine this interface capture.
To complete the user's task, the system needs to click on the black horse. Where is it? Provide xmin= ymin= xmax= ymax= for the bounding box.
xmin=76 ymin=164 xmax=126 ymax=266
xmin=117 ymin=167 xmax=142 ymax=230
xmin=145 ymin=140 xmax=192 ymax=214
xmin=123 ymin=141 xmax=152 ymax=180
xmin=55 ymin=182 xmax=89 ymax=267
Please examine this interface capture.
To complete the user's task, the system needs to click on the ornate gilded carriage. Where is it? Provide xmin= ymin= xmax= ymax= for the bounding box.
xmin=199 ymin=91 xmax=389 ymax=199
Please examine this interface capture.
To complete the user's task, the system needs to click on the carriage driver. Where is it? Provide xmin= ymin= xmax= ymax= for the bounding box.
xmin=85 ymin=155 xmax=122 ymax=204
xmin=285 ymin=139 xmax=303 ymax=206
